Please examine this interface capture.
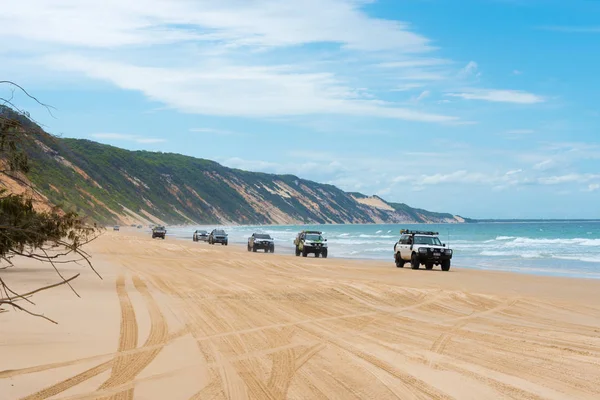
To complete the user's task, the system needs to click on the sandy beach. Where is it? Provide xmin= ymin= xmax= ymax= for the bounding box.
xmin=1 ymin=228 xmax=600 ymax=400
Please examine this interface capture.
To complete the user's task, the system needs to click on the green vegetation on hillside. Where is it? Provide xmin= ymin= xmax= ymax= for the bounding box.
xmin=1 ymin=111 xmax=468 ymax=225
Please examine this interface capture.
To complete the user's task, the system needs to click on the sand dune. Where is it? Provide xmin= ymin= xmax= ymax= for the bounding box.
xmin=2 ymin=229 xmax=600 ymax=399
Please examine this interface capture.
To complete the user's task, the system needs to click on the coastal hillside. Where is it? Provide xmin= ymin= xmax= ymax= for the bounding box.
xmin=2 ymin=106 xmax=470 ymax=225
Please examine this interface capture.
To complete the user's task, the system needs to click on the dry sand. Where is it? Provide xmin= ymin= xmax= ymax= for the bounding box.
xmin=1 ymin=228 xmax=600 ymax=399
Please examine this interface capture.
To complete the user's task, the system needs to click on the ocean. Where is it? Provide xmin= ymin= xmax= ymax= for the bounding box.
xmin=166 ymin=221 xmax=600 ymax=279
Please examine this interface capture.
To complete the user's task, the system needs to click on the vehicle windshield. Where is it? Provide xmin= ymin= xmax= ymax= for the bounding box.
xmin=214 ymin=230 xmax=226 ymax=235
xmin=306 ymin=234 xmax=323 ymax=241
xmin=413 ymin=236 xmax=442 ymax=246
xmin=196 ymin=230 xmax=207 ymax=234
xmin=255 ymin=234 xmax=271 ymax=239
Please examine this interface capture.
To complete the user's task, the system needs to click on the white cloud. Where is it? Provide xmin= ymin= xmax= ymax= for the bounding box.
xmin=420 ymin=170 xmax=489 ymax=185
xmin=413 ymin=90 xmax=431 ymax=102
xmin=538 ymin=174 xmax=600 ymax=185
xmin=48 ymin=55 xmax=457 ymax=123
xmin=505 ymin=169 xmax=522 ymax=176
xmin=447 ymin=89 xmax=545 ymax=104
xmin=190 ymin=128 xmax=235 ymax=135
xmin=377 ymin=59 xmax=449 ymax=68
xmin=391 ymin=83 xmax=425 ymax=92
xmin=0 ymin=1 xmax=434 ymax=51
xmin=459 ymin=61 xmax=480 ymax=77
xmin=533 ymin=159 xmax=556 ymax=171
xmin=587 ymin=183 xmax=600 ymax=192
xmin=506 ymin=129 xmax=534 ymax=134
xmin=90 ymin=133 xmax=165 ymax=144
xmin=513 ymin=70 xmax=523 ymax=75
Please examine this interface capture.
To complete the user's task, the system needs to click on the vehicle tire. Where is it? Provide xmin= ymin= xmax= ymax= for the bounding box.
xmin=247 ymin=244 xmax=251 ymax=252
xmin=271 ymin=247 xmax=275 ymax=253
xmin=395 ymin=253 xmax=404 ymax=268
xmin=295 ymin=246 xmax=300 ymax=257
xmin=322 ymin=250 xmax=328 ymax=259
xmin=441 ymin=260 xmax=451 ymax=271
xmin=425 ymin=263 xmax=434 ymax=270
xmin=411 ymin=253 xmax=420 ymax=270
xmin=225 ymin=242 xmax=228 ymax=246
xmin=315 ymin=252 xmax=320 ymax=258
xmin=302 ymin=249 xmax=308 ymax=257
xmin=253 ymin=246 xmax=257 ymax=252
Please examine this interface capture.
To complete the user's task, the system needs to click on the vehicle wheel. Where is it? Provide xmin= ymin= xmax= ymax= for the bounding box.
xmin=441 ymin=260 xmax=451 ymax=271
xmin=247 ymin=244 xmax=251 ymax=252
xmin=395 ymin=253 xmax=404 ymax=268
xmin=322 ymin=250 xmax=328 ymax=259
xmin=225 ymin=242 xmax=228 ymax=246
xmin=271 ymin=247 xmax=275 ymax=253
xmin=302 ymin=249 xmax=307 ymax=257
xmin=411 ymin=253 xmax=420 ymax=270
xmin=295 ymin=247 xmax=300 ymax=257
xmin=315 ymin=252 xmax=320 ymax=258
xmin=425 ymin=263 xmax=434 ymax=270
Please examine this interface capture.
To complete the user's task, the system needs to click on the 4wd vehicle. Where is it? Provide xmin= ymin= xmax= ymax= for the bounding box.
xmin=152 ymin=226 xmax=167 ymax=239
xmin=208 ymin=229 xmax=228 ymax=245
xmin=113 ymin=225 xmax=120 ymax=231
xmin=248 ymin=233 xmax=275 ymax=253
xmin=393 ymin=229 xmax=452 ymax=271
xmin=294 ymin=230 xmax=328 ymax=258
xmin=193 ymin=230 xmax=209 ymax=242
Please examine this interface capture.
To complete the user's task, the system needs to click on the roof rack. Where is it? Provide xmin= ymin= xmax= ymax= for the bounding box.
xmin=400 ymin=229 xmax=439 ymax=236
xmin=302 ymin=230 xmax=322 ymax=234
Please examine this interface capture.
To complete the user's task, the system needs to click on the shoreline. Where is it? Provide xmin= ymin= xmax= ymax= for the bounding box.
xmin=161 ymin=226 xmax=600 ymax=281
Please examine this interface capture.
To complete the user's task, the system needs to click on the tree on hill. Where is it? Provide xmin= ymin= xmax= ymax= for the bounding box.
xmin=0 ymin=81 xmax=101 ymax=323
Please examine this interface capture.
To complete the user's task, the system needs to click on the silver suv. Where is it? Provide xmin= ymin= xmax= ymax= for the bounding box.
xmin=393 ymin=229 xmax=452 ymax=271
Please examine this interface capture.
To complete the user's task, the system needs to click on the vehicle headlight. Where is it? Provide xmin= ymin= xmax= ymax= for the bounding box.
xmin=418 ymin=247 xmax=428 ymax=253
xmin=445 ymin=249 xmax=453 ymax=254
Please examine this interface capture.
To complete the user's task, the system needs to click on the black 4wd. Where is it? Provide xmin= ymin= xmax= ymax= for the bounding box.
xmin=248 ymin=233 xmax=275 ymax=253
xmin=393 ymin=229 xmax=452 ymax=271
xmin=152 ymin=226 xmax=166 ymax=239
xmin=294 ymin=230 xmax=328 ymax=258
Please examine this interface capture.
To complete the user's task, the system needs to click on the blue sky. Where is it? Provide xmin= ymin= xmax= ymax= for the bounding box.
xmin=1 ymin=0 xmax=599 ymax=219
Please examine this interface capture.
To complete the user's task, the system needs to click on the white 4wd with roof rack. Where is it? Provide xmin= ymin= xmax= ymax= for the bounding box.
xmin=394 ymin=229 xmax=453 ymax=271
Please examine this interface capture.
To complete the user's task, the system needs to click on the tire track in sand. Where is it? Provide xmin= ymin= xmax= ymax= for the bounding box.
xmin=21 ymin=275 xmax=176 ymax=400
xmin=300 ymin=324 xmax=452 ymax=400
xmin=429 ymin=297 xmax=520 ymax=359
xmin=96 ymin=275 xmax=168 ymax=400
xmin=21 ymin=275 xmax=137 ymax=400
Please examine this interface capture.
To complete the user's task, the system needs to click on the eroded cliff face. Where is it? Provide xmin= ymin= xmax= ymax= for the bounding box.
xmin=2 ymin=108 xmax=469 ymax=225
